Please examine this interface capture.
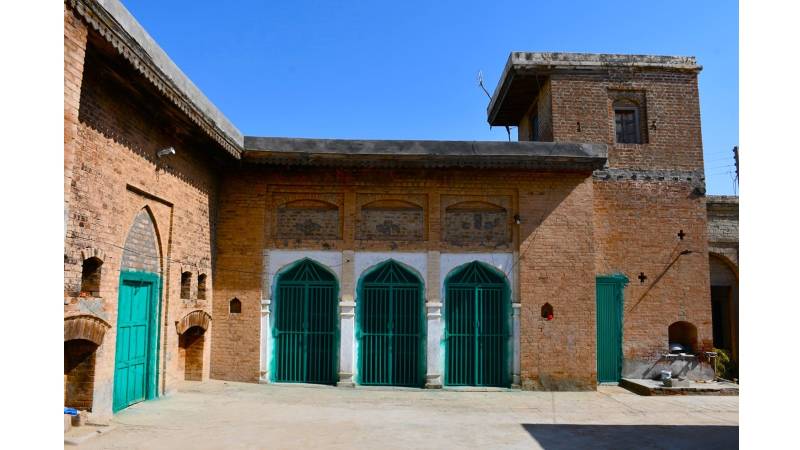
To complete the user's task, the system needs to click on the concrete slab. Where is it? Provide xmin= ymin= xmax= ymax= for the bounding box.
xmin=621 ymin=378 xmax=739 ymax=396
xmin=76 ymin=381 xmax=737 ymax=449
xmin=64 ymin=424 xmax=115 ymax=446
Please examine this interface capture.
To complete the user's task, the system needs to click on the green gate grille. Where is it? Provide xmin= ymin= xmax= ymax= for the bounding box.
xmin=274 ymin=259 xmax=338 ymax=385
xmin=358 ymin=260 xmax=424 ymax=387
xmin=445 ymin=261 xmax=510 ymax=387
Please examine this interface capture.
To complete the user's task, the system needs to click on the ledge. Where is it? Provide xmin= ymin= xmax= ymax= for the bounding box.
xmin=243 ymin=137 xmax=607 ymax=171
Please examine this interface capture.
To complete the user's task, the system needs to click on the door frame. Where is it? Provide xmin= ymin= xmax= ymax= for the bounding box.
xmin=595 ymin=274 xmax=628 ymax=384
xmin=113 ymin=270 xmax=162 ymax=412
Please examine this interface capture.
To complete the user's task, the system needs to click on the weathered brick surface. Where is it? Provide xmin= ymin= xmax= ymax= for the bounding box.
xmin=64 ymin=340 xmax=97 ymax=411
xmin=65 ymin=1 xmax=718 ymax=394
xmin=63 ymin=5 xmax=220 ymax=418
xmin=707 ymin=195 xmax=739 ymax=269
xmin=213 ymin=165 xmax=596 ymax=387
xmin=549 ymin=70 xmax=703 ymax=171
xmin=593 ymin=180 xmax=712 ymax=363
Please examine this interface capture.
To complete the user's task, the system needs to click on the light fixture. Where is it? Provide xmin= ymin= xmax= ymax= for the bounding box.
xmin=157 ymin=147 xmax=176 ymax=158
xmin=514 ymin=214 xmax=522 ymax=225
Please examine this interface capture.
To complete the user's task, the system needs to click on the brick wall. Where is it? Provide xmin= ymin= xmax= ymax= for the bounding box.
xmin=64 ymin=340 xmax=97 ymax=411
xmin=63 ymin=5 xmax=222 ymax=417
xmin=593 ymin=179 xmax=712 ymax=365
xmin=707 ymin=196 xmax=739 ymax=268
xmin=550 ymin=70 xmax=703 ymax=171
xmin=213 ymin=164 xmax=597 ymax=388
xmin=517 ymin=175 xmax=596 ymax=389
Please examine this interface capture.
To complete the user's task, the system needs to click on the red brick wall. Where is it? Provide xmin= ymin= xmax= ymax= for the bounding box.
xmin=517 ymin=175 xmax=596 ymax=389
xmin=593 ymin=180 xmax=712 ymax=363
xmin=550 ymin=70 xmax=703 ymax=171
xmin=212 ymin=165 xmax=597 ymax=387
xmin=64 ymin=340 xmax=97 ymax=411
xmin=211 ymin=170 xmax=266 ymax=382
xmin=64 ymin=6 xmax=223 ymax=415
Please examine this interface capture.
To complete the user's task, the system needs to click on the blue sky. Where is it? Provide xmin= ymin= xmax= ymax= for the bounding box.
xmin=123 ymin=0 xmax=738 ymax=194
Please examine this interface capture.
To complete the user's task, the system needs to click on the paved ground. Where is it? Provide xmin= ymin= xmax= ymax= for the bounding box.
xmin=76 ymin=381 xmax=738 ymax=449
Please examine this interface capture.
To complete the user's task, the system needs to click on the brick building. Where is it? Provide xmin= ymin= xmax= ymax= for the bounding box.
xmin=64 ymin=0 xmax=733 ymax=421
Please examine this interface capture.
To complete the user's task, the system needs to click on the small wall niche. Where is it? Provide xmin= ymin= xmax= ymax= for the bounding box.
xmin=229 ymin=297 xmax=241 ymax=314
xmin=541 ymin=303 xmax=554 ymax=321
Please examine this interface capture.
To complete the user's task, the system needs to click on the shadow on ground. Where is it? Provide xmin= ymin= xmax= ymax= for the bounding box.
xmin=522 ymin=424 xmax=738 ymax=450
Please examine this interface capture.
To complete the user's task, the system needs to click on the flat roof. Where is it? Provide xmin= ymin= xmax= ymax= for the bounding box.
xmin=243 ymin=137 xmax=607 ymax=171
xmin=76 ymin=0 xmax=243 ymax=156
xmin=488 ymin=52 xmax=702 ymax=126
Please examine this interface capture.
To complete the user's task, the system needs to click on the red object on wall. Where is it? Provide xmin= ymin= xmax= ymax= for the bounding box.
xmin=547 ymin=314 xmax=554 ymax=321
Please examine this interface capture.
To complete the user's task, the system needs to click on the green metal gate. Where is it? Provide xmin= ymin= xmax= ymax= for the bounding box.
xmin=445 ymin=261 xmax=510 ymax=387
xmin=113 ymin=271 xmax=160 ymax=412
xmin=273 ymin=259 xmax=338 ymax=385
xmin=596 ymin=275 xmax=628 ymax=383
xmin=358 ymin=260 xmax=425 ymax=387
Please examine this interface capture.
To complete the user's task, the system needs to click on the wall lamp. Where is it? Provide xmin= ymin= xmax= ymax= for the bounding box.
xmin=157 ymin=147 xmax=176 ymax=158
xmin=514 ymin=214 xmax=522 ymax=225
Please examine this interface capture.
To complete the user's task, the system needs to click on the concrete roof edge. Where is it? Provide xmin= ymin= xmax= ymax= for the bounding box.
xmin=243 ymin=136 xmax=607 ymax=159
xmin=72 ymin=0 xmax=243 ymax=156
xmin=509 ymin=51 xmax=701 ymax=71
xmin=706 ymin=195 xmax=739 ymax=205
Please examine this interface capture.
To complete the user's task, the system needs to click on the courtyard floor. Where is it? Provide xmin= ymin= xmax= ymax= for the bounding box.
xmin=75 ymin=380 xmax=738 ymax=450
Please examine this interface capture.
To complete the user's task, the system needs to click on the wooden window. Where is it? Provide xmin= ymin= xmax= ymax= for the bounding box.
xmin=614 ymin=107 xmax=641 ymax=144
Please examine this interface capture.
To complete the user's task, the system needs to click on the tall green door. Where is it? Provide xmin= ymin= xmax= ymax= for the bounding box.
xmin=445 ymin=261 xmax=510 ymax=387
xmin=358 ymin=260 xmax=424 ymax=387
xmin=113 ymin=272 xmax=160 ymax=412
xmin=273 ymin=259 xmax=338 ymax=385
xmin=596 ymin=275 xmax=628 ymax=383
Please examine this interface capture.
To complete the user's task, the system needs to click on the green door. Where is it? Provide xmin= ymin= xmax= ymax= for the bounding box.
xmin=358 ymin=260 xmax=424 ymax=387
xmin=273 ymin=259 xmax=338 ymax=385
xmin=596 ymin=275 xmax=627 ymax=383
xmin=113 ymin=272 xmax=160 ymax=412
xmin=445 ymin=261 xmax=510 ymax=387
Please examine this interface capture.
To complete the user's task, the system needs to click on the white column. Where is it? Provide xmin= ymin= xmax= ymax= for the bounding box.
xmin=260 ymin=250 xmax=271 ymax=383
xmin=260 ymin=299 xmax=271 ymax=383
xmin=425 ymin=251 xmax=443 ymax=388
xmin=338 ymin=250 xmax=356 ymax=387
xmin=512 ymin=302 xmax=522 ymax=388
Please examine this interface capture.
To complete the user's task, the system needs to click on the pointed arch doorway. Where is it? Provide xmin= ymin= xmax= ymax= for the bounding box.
xmin=357 ymin=260 xmax=425 ymax=387
xmin=444 ymin=261 xmax=511 ymax=387
xmin=273 ymin=259 xmax=339 ymax=385
xmin=113 ymin=208 xmax=162 ymax=412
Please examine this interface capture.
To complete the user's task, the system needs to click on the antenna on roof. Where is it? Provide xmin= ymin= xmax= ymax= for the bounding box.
xmin=477 ymin=71 xmax=512 ymax=142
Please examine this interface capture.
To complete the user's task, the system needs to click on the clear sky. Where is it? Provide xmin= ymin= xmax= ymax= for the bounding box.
xmin=123 ymin=0 xmax=738 ymax=195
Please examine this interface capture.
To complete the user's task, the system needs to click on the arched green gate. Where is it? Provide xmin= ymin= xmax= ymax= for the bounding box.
xmin=358 ymin=260 xmax=425 ymax=387
xmin=273 ymin=259 xmax=338 ymax=385
xmin=445 ymin=261 xmax=510 ymax=387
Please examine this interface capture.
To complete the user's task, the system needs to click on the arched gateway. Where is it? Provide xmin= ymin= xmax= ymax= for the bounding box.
xmin=357 ymin=260 xmax=425 ymax=387
xmin=273 ymin=259 xmax=339 ymax=385
xmin=444 ymin=261 xmax=511 ymax=387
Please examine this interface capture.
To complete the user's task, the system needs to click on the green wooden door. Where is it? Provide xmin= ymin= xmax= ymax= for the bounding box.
xmin=274 ymin=259 xmax=338 ymax=385
xmin=113 ymin=272 xmax=159 ymax=412
xmin=358 ymin=260 xmax=424 ymax=387
xmin=445 ymin=262 xmax=510 ymax=387
xmin=596 ymin=275 xmax=627 ymax=383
